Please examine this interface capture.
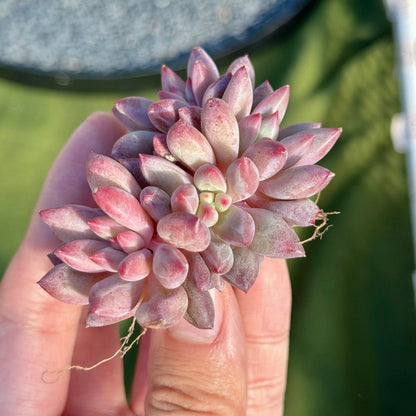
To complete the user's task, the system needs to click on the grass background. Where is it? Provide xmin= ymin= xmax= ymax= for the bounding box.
xmin=1 ymin=0 xmax=416 ymax=414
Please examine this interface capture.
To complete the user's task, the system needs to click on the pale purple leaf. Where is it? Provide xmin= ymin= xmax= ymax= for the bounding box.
xmin=183 ymin=280 xmax=215 ymax=329
xmin=111 ymin=130 xmax=155 ymax=159
xmin=184 ymin=251 xmax=212 ymax=291
xmin=243 ymin=207 xmax=305 ymax=258
xmin=257 ymin=111 xmax=280 ymax=141
xmin=54 ymin=239 xmax=110 ymax=272
xmin=157 ymin=212 xmax=211 ymax=252
xmin=112 ymin=97 xmax=155 ymax=131
xmin=222 ymin=66 xmax=253 ymax=121
xmin=161 ymin=64 xmax=186 ymax=94
xmin=187 ymin=46 xmax=219 ymax=82
xmin=171 ymin=183 xmax=199 ymax=214
xmin=226 ymin=157 xmax=259 ymax=202
xmin=202 ymin=73 xmax=232 ymax=105
xmin=38 ymin=263 xmax=103 ymax=305
xmin=136 ymin=277 xmax=188 ymax=329
xmin=252 ymin=85 xmax=290 ymax=122
xmin=191 ymin=60 xmax=217 ymax=106
xmin=167 ymin=119 xmax=216 ymax=171
xmin=89 ymin=274 xmax=144 ymax=320
xmin=224 ymin=246 xmax=262 ymax=293
xmin=40 ymin=204 xmax=102 ymax=242
xmin=193 ymin=163 xmax=227 ymax=193
xmin=277 ymin=122 xmax=321 ymax=140
xmin=252 ymin=80 xmax=274 ymax=109
xmin=258 ymin=165 xmax=335 ymax=200
xmin=279 ymin=132 xmax=315 ymax=168
xmin=139 ymin=186 xmax=171 ymax=221
xmin=148 ymin=99 xmax=184 ymax=133
xmin=89 ymin=247 xmax=126 ymax=272
xmin=213 ymin=205 xmax=255 ymax=247
xmin=238 ymin=113 xmax=262 ymax=154
xmin=118 ymin=249 xmax=153 ymax=281
xmin=88 ymin=215 xmax=128 ymax=240
xmin=178 ymin=106 xmax=202 ymax=130
xmin=201 ymin=233 xmax=234 ymax=274
xmin=153 ymin=243 xmax=188 ymax=289
xmin=116 ymin=230 xmax=145 ymax=253
xmin=93 ymin=186 xmax=154 ymax=244
xmin=87 ymin=152 xmax=141 ymax=197
xmin=226 ymin=54 xmax=255 ymax=87
xmin=242 ymin=138 xmax=287 ymax=180
xmin=201 ymin=98 xmax=239 ymax=171
xmin=139 ymin=154 xmax=193 ymax=195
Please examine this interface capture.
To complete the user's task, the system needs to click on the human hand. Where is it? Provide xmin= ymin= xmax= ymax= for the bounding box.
xmin=0 ymin=112 xmax=291 ymax=416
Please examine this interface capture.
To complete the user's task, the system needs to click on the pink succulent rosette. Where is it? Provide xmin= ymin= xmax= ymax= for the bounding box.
xmin=38 ymin=47 xmax=341 ymax=330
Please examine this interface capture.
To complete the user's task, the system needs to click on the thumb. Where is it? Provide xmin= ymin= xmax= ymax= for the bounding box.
xmin=132 ymin=284 xmax=247 ymax=415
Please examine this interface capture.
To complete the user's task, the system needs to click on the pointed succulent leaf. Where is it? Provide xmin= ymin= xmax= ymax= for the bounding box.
xmin=252 ymin=84 xmax=289 ymax=123
xmin=187 ymin=46 xmax=219 ymax=82
xmin=202 ymin=73 xmax=232 ymax=105
xmin=152 ymin=133 xmax=176 ymax=161
xmin=243 ymin=207 xmax=305 ymax=258
xmin=89 ymin=274 xmax=144 ymax=319
xmin=224 ymin=246 xmax=262 ymax=293
xmin=157 ymin=212 xmax=211 ymax=252
xmin=86 ymin=310 xmax=135 ymax=327
xmin=167 ymin=119 xmax=216 ymax=171
xmin=117 ymin=158 xmax=148 ymax=188
xmin=238 ymin=113 xmax=262 ymax=154
xmin=148 ymin=99 xmax=185 ymax=133
xmin=252 ymin=80 xmax=274 ymax=109
xmin=139 ymin=154 xmax=193 ymax=195
xmin=89 ymin=247 xmax=126 ymax=272
xmin=279 ymin=132 xmax=315 ymax=168
xmin=118 ymin=248 xmax=153 ymax=281
xmin=247 ymin=195 xmax=320 ymax=226
xmin=87 ymin=152 xmax=141 ymax=197
xmin=201 ymin=233 xmax=234 ymax=274
xmin=277 ymin=122 xmax=321 ymax=140
xmin=213 ymin=204 xmax=255 ymax=247
xmin=111 ymin=130 xmax=155 ymax=159
xmin=185 ymin=77 xmax=197 ymax=105
xmin=93 ymin=186 xmax=154 ymax=244
xmin=191 ymin=60 xmax=218 ymax=106
xmin=54 ymin=239 xmax=110 ymax=272
xmin=88 ymin=215 xmax=128 ymax=240
xmin=257 ymin=110 xmax=280 ymax=141
xmin=259 ymin=165 xmax=335 ymax=200
xmin=201 ymin=98 xmax=239 ymax=171
xmin=171 ymin=183 xmax=199 ymax=214
xmin=140 ymin=186 xmax=171 ymax=221
xmin=226 ymin=157 xmax=259 ymax=202
xmin=197 ymin=202 xmax=219 ymax=227
xmin=227 ymin=54 xmax=255 ymax=86
xmin=153 ymin=243 xmax=188 ymax=289
xmin=158 ymin=89 xmax=188 ymax=102
xmin=183 ymin=280 xmax=215 ymax=329
xmin=116 ymin=230 xmax=145 ymax=253
xmin=112 ymin=97 xmax=155 ymax=131
xmin=40 ymin=204 xmax=102 ymax=242
xmin=211 ymin=273 xmax=226 ymax=291
xmin=243 ymin=138 xmax=287 ymax=180
xmin=193 ymin=164 xmax=227 ymax=193
xmin=161 ymin=64 xmax=186 ymax=94
xmin=222 ymin=66 xmax=253 ymax=121
xmin=290 ymin=128 xmax=342 ymax=167
xmin=184 ymin=251 xmax=212 ymax=291
xmin=178 ymin=106 xmax=202 ymax=130
xmin=136 ymin=277 xmax=188 ymax=329
xmin=38 ymin=264 xmax=102 ymax=305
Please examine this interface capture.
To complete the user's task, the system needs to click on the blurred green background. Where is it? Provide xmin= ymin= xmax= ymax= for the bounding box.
xmin=1 ymin=0 xmax=416 ymax=414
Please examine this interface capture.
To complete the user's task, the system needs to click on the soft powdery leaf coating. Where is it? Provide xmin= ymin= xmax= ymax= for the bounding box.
xmin=40 ymin=205 xmax=102 ymax=242
xmin=38 ymin=46 xmax=340 ymax=330
xmin=157 ymin=212 xmax=211 ymax=252
xmin=38 ymin=264 xmax=104 ymax=305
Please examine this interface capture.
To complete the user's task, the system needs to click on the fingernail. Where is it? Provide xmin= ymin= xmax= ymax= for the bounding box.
xmin=168 ymin=289 xmax=223 ymax=344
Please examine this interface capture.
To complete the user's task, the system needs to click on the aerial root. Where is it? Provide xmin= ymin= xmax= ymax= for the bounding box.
xmin=41 ymin=318 xmax=146 ymax=384
xmin=300 ymin=209 xmax=340 ymax=245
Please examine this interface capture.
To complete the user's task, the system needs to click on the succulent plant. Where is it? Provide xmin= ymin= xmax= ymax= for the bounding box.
xmin=38 ymin=47 xmax=340 ymax=330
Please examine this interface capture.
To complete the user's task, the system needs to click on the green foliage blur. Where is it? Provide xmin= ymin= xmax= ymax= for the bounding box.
xmin=1 ymin=0 xmax=415 ymax=414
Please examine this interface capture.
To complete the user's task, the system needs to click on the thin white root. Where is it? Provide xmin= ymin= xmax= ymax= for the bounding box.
xmin=41 ymin=318 xmax=146 ymax=384
xmin=300 ymin=209 xmax=340 ymax=245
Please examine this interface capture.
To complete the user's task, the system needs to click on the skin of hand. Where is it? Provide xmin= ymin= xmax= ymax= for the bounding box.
xmin=0 ymin=112 xmax=292 ymax=416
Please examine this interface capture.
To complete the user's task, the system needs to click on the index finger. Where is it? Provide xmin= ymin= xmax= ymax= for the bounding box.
xmin=0 ymin=112 xmax=126 ymax=415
